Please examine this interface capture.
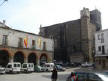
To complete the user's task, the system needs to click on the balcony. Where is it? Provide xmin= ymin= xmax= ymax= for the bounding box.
xmin=95 ymin=51 xmax=108 ymax=57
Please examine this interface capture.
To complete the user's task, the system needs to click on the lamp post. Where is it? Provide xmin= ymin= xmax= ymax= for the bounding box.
xmin=51 ymin=36 xmax=55 ymax=63
xmin=92 ymin=49 xmax=95 ymax=62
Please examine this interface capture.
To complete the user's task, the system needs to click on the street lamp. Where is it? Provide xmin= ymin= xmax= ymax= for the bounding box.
xmin=51 ymin=36 xmax=55 ymax=63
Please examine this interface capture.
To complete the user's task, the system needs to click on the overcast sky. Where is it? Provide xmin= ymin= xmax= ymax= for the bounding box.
xmin=0 ymin=0 xmax=108 ymax=34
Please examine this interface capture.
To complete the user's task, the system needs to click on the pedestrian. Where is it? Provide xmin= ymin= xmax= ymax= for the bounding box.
xmin=67 ymin=72 xmax=78 ymax=81
xmin=51 ymin=67 xmax=58 ymax=81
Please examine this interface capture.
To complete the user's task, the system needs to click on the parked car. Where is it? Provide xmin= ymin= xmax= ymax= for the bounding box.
xmin=81 ymin=62 xmax=93 ymax=67
xmin=5 ymin=62 xmax=21 ymax=73
xmin=56 ymin=65 xmax=66 ymax=71
xmin=43 ymin=63 xmax=55 ymax=72
xmin=0 ymin=66 xmax=5 ymax=74
xmin=21 ymin=63 xmax=34 ymax=73
xmin=66 ymin=71 xmax=108 ymax=81
xmin=34 ymin=65 xmax=45 ymax=72
xmin=69 ymin=62 xmax=81 ymax=67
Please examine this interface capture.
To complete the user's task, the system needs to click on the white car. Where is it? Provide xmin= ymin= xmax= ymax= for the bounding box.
xmin=43 ymin=63 xmax=55 ymax=72
xmin=5 ymin=62 xmax=21 ymax=73
xmin=0 ymin=66 xmax=5 ymax=74
xmin=21 ymin=63 xmax=34 ymax=72
xmin=81 ymin=62 xmax=93 ymax=67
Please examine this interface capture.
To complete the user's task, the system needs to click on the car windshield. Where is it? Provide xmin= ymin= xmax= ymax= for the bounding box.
xmin=7 ymin=65 xmax=12 ymax=68
xmin=57 ymin=65 xmax=62 ymax=68
xmin=97 ymin=73 xmax=108 ymax=81
xmin=23 ymin=64 xmax=27 ymax=68
xmin=101 ymin=72 xmax=108 ymax=76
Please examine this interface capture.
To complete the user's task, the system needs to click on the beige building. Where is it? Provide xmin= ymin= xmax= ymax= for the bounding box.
xmin=0 ymin=21 xmax=54 ymax=67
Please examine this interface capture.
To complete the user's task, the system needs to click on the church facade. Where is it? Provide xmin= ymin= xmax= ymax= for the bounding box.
xmin=39 ymin=8 xmax=102 ymax=63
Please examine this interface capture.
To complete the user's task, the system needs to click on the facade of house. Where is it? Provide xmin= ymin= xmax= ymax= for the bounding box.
xmin=0 ymin=22 xmax=54 ymax=67
xmin=39 ymin=8 xmax=102 ymax=63
xmin=95 ymin=29 xmax=108 ymax=69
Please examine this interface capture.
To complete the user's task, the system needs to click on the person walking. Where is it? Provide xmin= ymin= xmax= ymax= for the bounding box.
xmin=51 ymin=67 xmax=58 ymax=81
xmin=67 ymin=72 xmax=78 ymax=81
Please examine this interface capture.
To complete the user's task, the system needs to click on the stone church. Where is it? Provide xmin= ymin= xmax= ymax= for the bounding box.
xmin=39 ymin=8 xmax=102 ymax=63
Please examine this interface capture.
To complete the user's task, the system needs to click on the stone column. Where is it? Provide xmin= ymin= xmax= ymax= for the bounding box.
xmin=9 ymin=55 xmax=14 ymax=63
xmin=24 ymin=57 xmax=28 ymax=63
xmin=37 ymin=58 xmax=40 ymax=65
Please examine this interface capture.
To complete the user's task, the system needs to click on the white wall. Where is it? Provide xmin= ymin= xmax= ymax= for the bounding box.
xmin=0 ymin=27 xmax=54 ymax=51
xmin=95 ymin=29 xmax=108 ymax=56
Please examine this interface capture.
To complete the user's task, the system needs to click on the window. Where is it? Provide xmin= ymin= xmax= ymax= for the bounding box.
xmin=18 ymin=38 xmax=23 ymax=47
xmin=23 ymin=64 xmax=27 ymax=68
xmin=43 ymin=42 xmax=46 ymax=50
xmin=32 ymin=40 xmax=35 ymax=46
xmin=7 ymin=65 xmax=12 ymax=68
xmin=98 ymin=34 xmax=100 ymax=40
xmin=98 ymin=46 xmax=101 ymax=51
xmin=14 ymin=64 xmax=17 ymax=67
xmin=88 ymin=73 xmax=102 ymax=81
xmin=32 ymin=40 xmax=35 ymax=49
xmin=101 ymin=33 xmax=104 ymax=43
xmin=73 ymin=45 xmax=77 ymax=52
xmin=102 ymin=45 xmax=105 ymax=54
xmin=18 ymin=64 xmax=20 ymax=67
xmin=2 ymin=35 xmax=8 ymax=45
xmin=76 ymin=73 xmax=88 ymax=81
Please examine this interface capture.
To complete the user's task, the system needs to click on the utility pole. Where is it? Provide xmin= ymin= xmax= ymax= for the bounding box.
xmin=0 ymin=0 xmax=8 ymax=6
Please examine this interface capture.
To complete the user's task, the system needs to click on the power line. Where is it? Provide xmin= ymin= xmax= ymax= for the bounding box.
xmin=0 ymin=0 xmax=8 ymax=6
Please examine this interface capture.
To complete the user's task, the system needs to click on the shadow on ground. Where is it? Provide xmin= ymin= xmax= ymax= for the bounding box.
xmin=42 ymin=73 xmax=69 ymax=81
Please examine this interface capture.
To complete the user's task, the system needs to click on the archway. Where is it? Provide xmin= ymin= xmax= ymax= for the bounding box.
xmin=0 ymin=50 xmax=9 ymax=67
xmin=14 ymin=51 xmax=24 ymax=64
xmin=28 ymin=53 xmax=37 ymax=65
xmin=40 ymin=54 xmax=47 ymax=65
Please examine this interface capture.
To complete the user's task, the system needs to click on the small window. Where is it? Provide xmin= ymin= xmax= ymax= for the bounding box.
xmin=98 ymin=34 xmax=100 ymax=40
xmin=102 ymin=45 xmax=105 ymax=54
xmin=18 ymin=38 xmax=23 ymax=47
xmin=2 ymin=35 xmax=8 ymax=45
xmin=32 ymin=40 xmax=35 ymax=46
xmin=98 ymin=46 xmax=101 ymax=51
xmin=32 ymin=40 xmax=35 ymax=49
xmin=43 ymin=42 xmax=46 ymax=50
xmin=101 ymin=33 xmax=104 ymax=43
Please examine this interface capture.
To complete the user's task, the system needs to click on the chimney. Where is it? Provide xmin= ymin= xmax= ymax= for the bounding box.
xmin=2 ymin=20 xmax=6 ymax=27
xmin=3 ymin=20 xmax=6 ymax=24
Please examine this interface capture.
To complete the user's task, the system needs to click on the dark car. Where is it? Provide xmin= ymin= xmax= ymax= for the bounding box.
xmin=69 ymin=62 xmax=81 ymax=67
xmin=66 ymin=71 xmax=108 ymax=81
xmin=56 ymin=65 xmax=66 ymax=71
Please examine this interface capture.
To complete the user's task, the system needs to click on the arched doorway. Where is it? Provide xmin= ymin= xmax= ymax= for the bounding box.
xmin=40 ymin=54 xmax=47 ymax=65
xmin=28 ymin=53 xmax=36 ymax=65
xmin=0 ymin=50 xmax=9 ymax=67
xmin=14 ymin=51 xmax=24 ymax=64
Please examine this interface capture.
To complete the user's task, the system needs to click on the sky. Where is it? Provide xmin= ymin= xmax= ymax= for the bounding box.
xmin=0 ymin=0 xmax=108 ymax=34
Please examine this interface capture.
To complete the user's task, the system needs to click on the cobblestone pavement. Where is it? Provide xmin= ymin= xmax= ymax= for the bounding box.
xmin=0 ymin=72 xmax=71 ymax=81
xmin=0 ymin=67 xmax=99 ymax=81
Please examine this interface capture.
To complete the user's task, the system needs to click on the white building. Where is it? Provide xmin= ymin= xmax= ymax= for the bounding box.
xmin=0 ymin=21 xmax=54 ymax=67
xmin=95 ymin=29 xmax=108 ymax=69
